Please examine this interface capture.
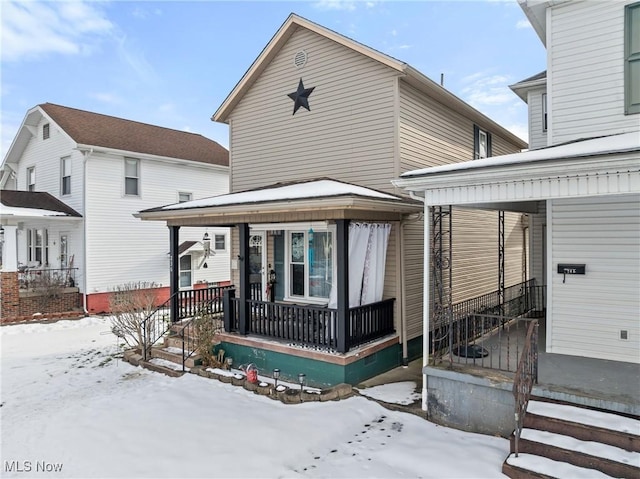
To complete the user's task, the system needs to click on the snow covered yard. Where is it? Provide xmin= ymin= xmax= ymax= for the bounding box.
xmin=1 ymin=317 xmax=509 ymax=478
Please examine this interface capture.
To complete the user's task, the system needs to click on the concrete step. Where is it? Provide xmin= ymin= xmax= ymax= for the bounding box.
xmin=511 ymin=429 xmax=640 ymax=478
xmin=525 ymin=400 xmax=640 ymax=451
xmin=150 ymin=346 xmax=200 ymax=369
xmin=503 ymin=453 xmax=614 ymax=479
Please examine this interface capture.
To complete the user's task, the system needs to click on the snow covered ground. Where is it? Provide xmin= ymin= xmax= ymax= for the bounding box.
xmin=1 ymin=316 xmax=510 ymax=478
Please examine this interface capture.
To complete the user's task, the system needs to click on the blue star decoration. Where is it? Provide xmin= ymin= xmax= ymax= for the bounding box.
xmin=287 ymin=78 xmax=315 ymax=115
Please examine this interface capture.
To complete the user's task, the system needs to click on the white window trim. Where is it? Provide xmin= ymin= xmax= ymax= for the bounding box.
xmin=179 ymin=254 xmax=192 ymax=289
xmin=26 ymin=166 xmax=36 ymax=191
xmin=178 ymin=191 xmax=192 ymax=203
xmin=61 ymin=157 xmax=71 ymax=196
xmin=283 ymin=225 xmax=336 ymax=305
xmin=214 ymin=233 xmax=226 ymax=251
xmin=124 ymin=157 xmax=140 ymax=197
xmin=43 ymin=123 xmax=50 ymax=140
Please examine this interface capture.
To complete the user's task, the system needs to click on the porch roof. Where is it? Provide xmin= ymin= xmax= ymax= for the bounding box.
xmin=1 ymin=190 xmax=82 ymax=221
xmin=135 ymin=179 xmax=422 ymax=226
xmin=393 ymin=131 xmax=640 ymax=207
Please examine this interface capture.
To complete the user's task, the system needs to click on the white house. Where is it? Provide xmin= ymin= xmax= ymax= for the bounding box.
xmin=393 ymin=0 xmax=639 ymax=429
xmin=0 ymin=103 xmax=231 ymax=318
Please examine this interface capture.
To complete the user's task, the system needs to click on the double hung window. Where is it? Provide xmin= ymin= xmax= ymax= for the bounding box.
xmin=61 ymin=157 xmax=71 ymax=195
xmin=625 ymin=2 xmax=640 ymax=114
xmin=125 ymin=158 xmax=139 ymax=196
xmin=473 ymin=125 xmax=492 ymax=159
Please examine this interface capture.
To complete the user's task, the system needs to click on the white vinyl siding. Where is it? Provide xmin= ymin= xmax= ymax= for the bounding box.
xmin=549 ymin=0 xmax=640 ymax=144
xmin=549 ymin=195 xmax=640 ymax=363
xmin=84 ymin=153 xmax=230 ymax=293
xmin=229 ymin=28 xmax=399 ymax=194
xmin=527 ymin=88 xmax=548 ymax=150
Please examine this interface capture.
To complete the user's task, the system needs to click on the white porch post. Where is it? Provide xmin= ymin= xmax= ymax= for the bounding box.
xmin=2 ymin=225 xmax=18 ymax=272
xmin=422 ymin=204 xmax=430 ymax=413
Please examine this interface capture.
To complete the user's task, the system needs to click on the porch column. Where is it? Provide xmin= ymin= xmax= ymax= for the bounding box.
xmin=169 ymin=225 xmax=180 ymax=323
xmin=336 ymin=219 xmax=350 ymax=353
xmin=423 ymin=205 xmax=431 ymax=413
xmin=1 ymin=225 xmax=18 ymax=272
xmin=238 ymin=223 xmax=250 ymax=335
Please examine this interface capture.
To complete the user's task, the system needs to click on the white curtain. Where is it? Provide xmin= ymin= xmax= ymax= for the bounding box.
xmin=328 ymin=222 xmax=390 ymax=308
xmin=360 ymin=223 xmax=391 ymax=305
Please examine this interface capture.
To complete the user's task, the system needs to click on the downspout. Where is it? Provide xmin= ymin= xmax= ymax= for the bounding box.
xmin=399 ymin=211 xmax=423 ymax=366
xmin=81 ymin=148 xmax=93 ymax=315
xmin=408 ymin=189 xmax=429 ymax=413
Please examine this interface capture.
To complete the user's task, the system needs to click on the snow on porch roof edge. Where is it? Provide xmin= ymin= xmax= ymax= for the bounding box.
xmin=399 ymin=131 xmax=640 ymax=179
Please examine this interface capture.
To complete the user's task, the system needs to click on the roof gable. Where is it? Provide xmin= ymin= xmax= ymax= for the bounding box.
xmin=3 ymin=103 xmax=229 ymax=168
xmin=212 ymin=13 xmax=527 ymax=149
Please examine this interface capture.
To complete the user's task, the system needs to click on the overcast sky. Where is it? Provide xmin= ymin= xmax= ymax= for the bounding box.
xmin=1 ymin=0 xmax=546 ymax=158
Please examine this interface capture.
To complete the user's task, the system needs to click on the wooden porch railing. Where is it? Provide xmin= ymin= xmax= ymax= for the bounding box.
xmin=223 ymin=289 xmax=395 ymax=352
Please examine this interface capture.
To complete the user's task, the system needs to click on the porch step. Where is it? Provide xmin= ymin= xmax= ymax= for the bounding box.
xmin=149 ymin=346 xmax=200 ymax=369
xmin=502 ymin=399 xmax=640 ymax=479
xmin=525 ymin=400 xmax=640 ymax=451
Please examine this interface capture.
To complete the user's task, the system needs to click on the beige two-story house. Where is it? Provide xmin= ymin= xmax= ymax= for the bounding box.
xmin=138 ymin=14 xmax=527 ymax=387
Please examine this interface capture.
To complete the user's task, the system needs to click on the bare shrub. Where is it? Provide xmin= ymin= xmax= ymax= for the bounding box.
xmin=109 ymin=282 xmax=161 ymax=349
xmin=30 ymin=270 xmax=67 ymax=313
xmin=191 ymin=305 xmax=223 ymax=368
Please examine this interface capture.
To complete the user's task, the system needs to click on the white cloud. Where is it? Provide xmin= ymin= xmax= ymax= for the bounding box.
xmin=89 ymin=92 xmax=124 ymax=105
xmin=313 ymin=0 xmax=357 ymax=11
xmin=459 ymin=72 xmax=517 ymax=107
xmin=505 ymin=123 xmax=529 ymax=143
xmin=516 ymin=19 xmax=532 ymax=29
xmin=1 ymin=1 xmax=113 ymax=62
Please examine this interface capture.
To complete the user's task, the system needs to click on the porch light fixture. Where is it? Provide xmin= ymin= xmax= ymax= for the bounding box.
xmin=298 ymin=372 xmax=306 ymax=397
xmin=273 ymin=368 xmax=280 ymax=388
xmin=202 ymin=232 xmax=211 ymax=258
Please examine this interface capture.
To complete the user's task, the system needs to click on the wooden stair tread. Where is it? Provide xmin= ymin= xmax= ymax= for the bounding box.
xmin=521 ymin=429 xmax=640 ymax=466
xmin=528 ymin=400 xmax=640 ymax=435
xmin=505 ymin=453 xmax=614 ymax=479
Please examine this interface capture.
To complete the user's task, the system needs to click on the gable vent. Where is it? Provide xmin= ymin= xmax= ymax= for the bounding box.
xmin=293 ymin=50 xmax=308 ymax=69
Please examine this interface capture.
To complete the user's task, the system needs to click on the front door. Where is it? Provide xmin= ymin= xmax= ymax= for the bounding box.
xmin=249 ymin=233 xmax=265 ymax=300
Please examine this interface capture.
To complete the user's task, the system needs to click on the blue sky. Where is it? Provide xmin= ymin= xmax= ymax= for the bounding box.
xmin=1 ymin=0 xmax=546 ymax=158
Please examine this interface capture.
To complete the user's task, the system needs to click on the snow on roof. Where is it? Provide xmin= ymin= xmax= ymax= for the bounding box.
xmin=401 ymin=131 xmax=640 ymax=178
xmin=0 ymin=205 xmax=76 ymax=218
xmin=160 ymin=179 xmax=401 ymax=211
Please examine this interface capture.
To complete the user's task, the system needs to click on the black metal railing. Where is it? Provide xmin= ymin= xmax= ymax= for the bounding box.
xmin=178 ymin=284 xmax=233 ymax=319
xmin=140 ymin=293 xmax=176 ymax=361
xmin=18 ymin=267 xmax=78 ymax=290
xmin=349 ymin=299 xmax=395 ymax=349
xmin=250 ymin=282 xmax=262 ymax=301
xmin=430 ymin=280 xmax=545 ymax=374
xmin=513 ymin=319 xmax=539 ymax=457
xmin=177 ymin=319 xmax=197 ymax=372
xmin=224 ymin=288 xmax=394 ymax=351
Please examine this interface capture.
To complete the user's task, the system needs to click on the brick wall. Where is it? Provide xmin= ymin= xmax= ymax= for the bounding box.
xmin=1 ymin=272 xmax=83 ymax=324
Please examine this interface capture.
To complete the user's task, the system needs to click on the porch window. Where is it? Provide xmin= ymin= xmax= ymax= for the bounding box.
xmin=27 ymin=167 xmax=35 ymax=191
xmin=179 ymin=254 xmax=192 ymax=288
xmin=124 ymin=158 xmax=139 ymax=196
xmin=27 ymin=228 xmax=48 ymax=265
xmin=61 ymin=157 xmax=71 ymax=195
xmin=287 ymin=229 xmax=333 ymax=301
xmin=473 ymin=125 xmax=492 ymax=159
xmin=625 ymin=2 xmax=640 ymax=114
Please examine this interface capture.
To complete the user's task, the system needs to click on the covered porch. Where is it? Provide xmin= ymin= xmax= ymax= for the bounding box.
xmin=136 ymin=179 xmax=422 ymax=382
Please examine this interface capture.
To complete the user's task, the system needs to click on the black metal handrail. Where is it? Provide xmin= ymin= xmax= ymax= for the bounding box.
xmin=349 ymin=298 xmax=395 ymax=348
xmin=513 ymin=319 xmax=539 ymax=457
xmin=177 ymin=318 xmax=197 ymax=372
xmin=140 ymin=291 xmax=178 ymax=361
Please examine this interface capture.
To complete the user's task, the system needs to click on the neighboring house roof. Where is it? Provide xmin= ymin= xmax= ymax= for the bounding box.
xmin=399 ymin=131 xmax=640 ymax=178
xmin=212 ymin=13 xmax=527 ymax=149
xmin=178 ymin=241 xmax=199 ymax=255
xmin=3 ymin=103 xmax=229 ymax=167
xmin=0 ymin=190 xmax=82 ymax=218
xmin=510 ymin=70 xmax=547 ymax=102
xmin=136 ymin=178 xmax=422 ymax=224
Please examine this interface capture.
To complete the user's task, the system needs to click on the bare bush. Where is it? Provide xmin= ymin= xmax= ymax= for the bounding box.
xmin=109 ymin=282 xmax=161 ymax=349
xmin=191 ymin=306 xmax=223 ymax=368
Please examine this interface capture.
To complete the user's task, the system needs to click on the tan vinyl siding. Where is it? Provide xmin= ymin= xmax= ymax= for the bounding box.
xmin=530 ymin=202 xmax=546 ymax=285
xmin=403 ymin=220 xmax=425 ymax=340
xmin=398 ymin=82 xmax=522 ymax=176
xmin=550 ymin=195 xmax=640 ymax=363
xmin=229 ymin=28 xmax=399 ymax=194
